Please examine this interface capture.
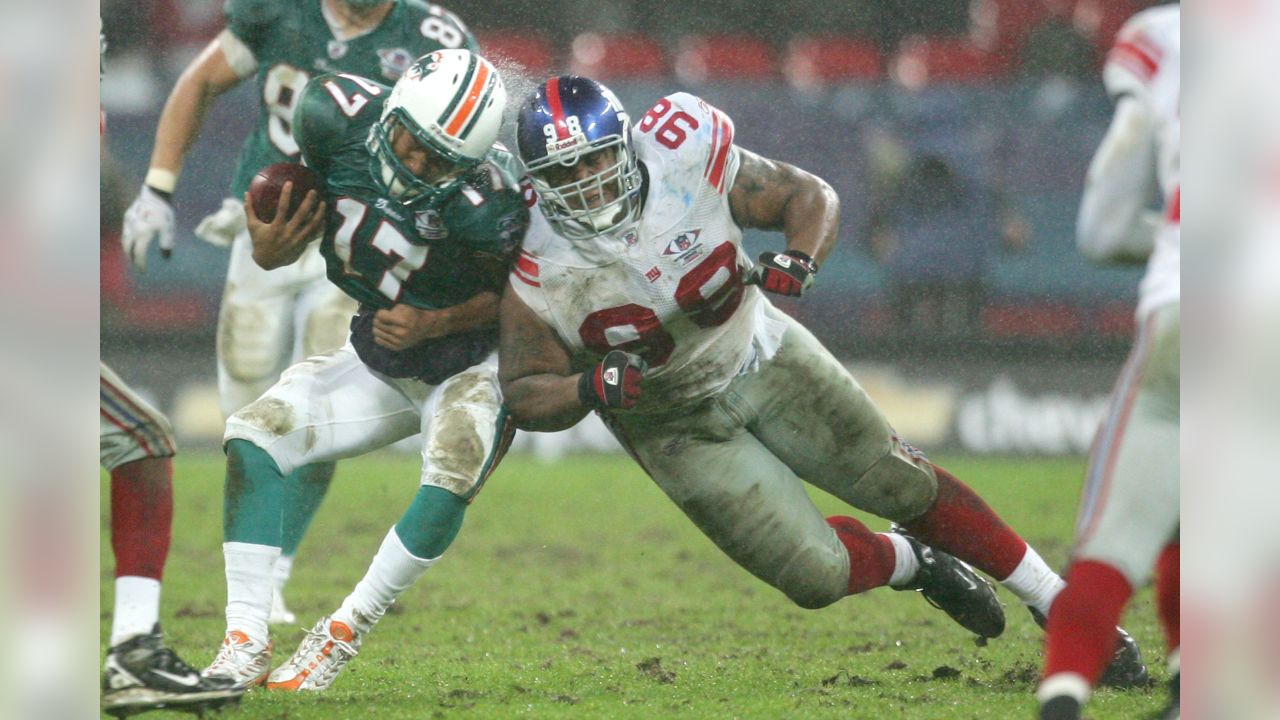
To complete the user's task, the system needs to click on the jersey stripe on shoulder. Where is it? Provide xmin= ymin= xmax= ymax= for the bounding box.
xmin=514 ymin=250 xmax=541 ymax=287
xmin=702 ymin=107 xmax=735 ymax=194
xmin=1108 ymin=33 xmax=1162 ymax=82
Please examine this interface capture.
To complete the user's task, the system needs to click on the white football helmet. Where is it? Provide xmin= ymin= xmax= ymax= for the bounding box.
xmin=367 ymin=49 xmax=507 ymax=207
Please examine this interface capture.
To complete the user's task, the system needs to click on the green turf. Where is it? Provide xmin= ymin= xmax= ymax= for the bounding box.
xmin=101 ymin=452 xmax=1170 ymax=718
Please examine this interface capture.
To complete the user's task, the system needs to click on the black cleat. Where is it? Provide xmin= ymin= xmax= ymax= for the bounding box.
xmin=1029 ymin=608 xmax=1149 ymax=689
xmin=1039 ymin=695 xmax=1083 ymax=720
xmin=103 ymin=624 xmax=246 ymax=717
xmin=891 ymin=526 xmax=1006 ymax=639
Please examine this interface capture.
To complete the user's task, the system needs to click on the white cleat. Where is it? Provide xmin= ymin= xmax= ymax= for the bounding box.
xmin=266 ymin=616 xmax=361 ymax=692
xmin=202 ymin=630 xmax=272 ymax=689
xmin=269 ymin=587 xmax=297 ymax=625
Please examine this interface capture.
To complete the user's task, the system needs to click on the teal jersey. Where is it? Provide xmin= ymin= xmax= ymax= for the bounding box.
xmin=224 ymin=0 xmax=477 ymax=196
xmin=294 ymin=73 xmax=528 ymax=313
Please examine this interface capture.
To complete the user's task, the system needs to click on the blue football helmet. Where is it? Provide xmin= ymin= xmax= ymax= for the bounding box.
xmin=516 ymin=76 xmax=644 ymax=240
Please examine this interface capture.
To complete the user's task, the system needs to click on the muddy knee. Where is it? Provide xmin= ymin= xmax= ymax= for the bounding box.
xmin=850 ymin=446 xmax=938 ymax=522
xmin=774 ymin=540 xmax=849 ymax=610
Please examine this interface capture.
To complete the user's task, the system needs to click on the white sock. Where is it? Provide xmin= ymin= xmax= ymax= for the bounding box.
xmin=223 ymin=542 xmax=279 ymax=643
xmin=885 ymin=532 xmax=921 ymax=587
xmin=334 ymin=528 xmax=438 ymax=635
xmin=999 ymin=545 xmax=1065 ymax=616
xmin=111 ymin=576 xmax=161 ymax=646
xmin=274 ymin=554 xmax=295 ymax=590
xmin=1036 ymin=672 xmax=1092 ymax=705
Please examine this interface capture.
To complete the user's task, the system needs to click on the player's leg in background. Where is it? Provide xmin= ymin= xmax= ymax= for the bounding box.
xmin=102 ymin=366 xmax=244 ymax=712
xmin=268 ymin=358 xmax=514 ymax=691
xmin=101 ymin=364 xmax=177 ymax=647
xmin=210 ymin=345 xmax=421 ymax=685
xmin=216 ymin=235 xmax=352 ymax=622
xmin=268 ymin=279 xmax=358 ymax=618
xmin=746 ymin=305 xmax=1064 ymax=618
xmin=1038 ymin=303 xmax=1180 ymax=716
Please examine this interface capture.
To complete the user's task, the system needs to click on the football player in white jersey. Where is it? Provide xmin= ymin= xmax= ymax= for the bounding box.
xmin=1037 ymin=6 xmax=1181 ymax=720
xmin=498 ymin=76 xmax=1148 ymax=680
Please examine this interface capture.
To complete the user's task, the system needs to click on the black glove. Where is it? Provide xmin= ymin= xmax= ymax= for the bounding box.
xmin=745 ymin=250 xmax=818 ymax=297
xmin=578 ymin=350 xmax=648 ymax=410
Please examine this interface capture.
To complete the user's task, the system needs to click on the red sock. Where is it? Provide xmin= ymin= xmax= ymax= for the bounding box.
xmin=1043 ymin=560 xmax=1133 ymax=684
xmin=1155 ymin=542 xmax=1180 ymax=653
xmin=899 ymin=464 xmax=1027 ymax=579
xmin=827 ymin=515 xmax=895 ymax=595
xmin=110 ymin=457 xmax=173 ymax=580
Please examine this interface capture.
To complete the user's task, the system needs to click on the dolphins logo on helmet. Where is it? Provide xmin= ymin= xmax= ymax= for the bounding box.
xmin=367 ymin=49 xmax=506 ymax=207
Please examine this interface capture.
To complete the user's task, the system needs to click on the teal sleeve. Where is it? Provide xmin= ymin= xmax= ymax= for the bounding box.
xmin=222 ymin=0 xmax=279 ymax=55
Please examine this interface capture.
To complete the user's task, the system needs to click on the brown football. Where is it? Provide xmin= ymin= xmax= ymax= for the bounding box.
xmin=248 ymin=162 xmax=324 ymax=223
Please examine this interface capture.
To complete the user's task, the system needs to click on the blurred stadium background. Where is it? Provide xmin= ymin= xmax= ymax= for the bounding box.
xmin=99 ymin=0 xmax=1167 ymax=457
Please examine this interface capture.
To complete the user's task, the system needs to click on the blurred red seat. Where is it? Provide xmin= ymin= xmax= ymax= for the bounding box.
xmin=675 ymin=34 xmax=777 ymax=83
xmin=784 ymin=36 xmax=882 ymax=87
xmin=476 ymin=31 xmax=555 ymax=75
xmin=970 ymin=0 xmax=1051 ymax=61
xmin=891 ymin=36 xmax=1003 ymax=86
xmin=569 ymin=33 xmax=668 ymax=80
xmin=1072 ymin=0 xmax=1140 ymax=54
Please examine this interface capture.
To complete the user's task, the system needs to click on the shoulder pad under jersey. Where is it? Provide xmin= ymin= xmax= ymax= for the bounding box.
xmin=440 ymin=160 xmax=530 ymax=258
xmin=403 ymin=0 xmax=480 ymax=52
xmin=634 ymin=92 xmax=740 ymax=196
xmin=293 ymin=73 xmax=389 ymax=177
xmin=222 ymin=0 xmax=285 ymax=53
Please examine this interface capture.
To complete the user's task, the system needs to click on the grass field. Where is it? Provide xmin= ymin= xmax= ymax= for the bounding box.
xmin=101 ymin=451 xmax=1169 ymax=719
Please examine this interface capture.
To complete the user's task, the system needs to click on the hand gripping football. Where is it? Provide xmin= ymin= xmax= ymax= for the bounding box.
xmin=248 ymin=162 xmax=323 ymax=223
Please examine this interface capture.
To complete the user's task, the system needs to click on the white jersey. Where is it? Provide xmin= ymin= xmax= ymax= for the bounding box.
xmin=1081 ymin=5 xmax=1180 ymax=318
xmin=509 ymin=93 xmax=786 ymax=414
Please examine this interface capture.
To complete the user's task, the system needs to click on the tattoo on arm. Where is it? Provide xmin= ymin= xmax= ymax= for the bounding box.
xmin=729 ymin=149 xmax=799 ymax=231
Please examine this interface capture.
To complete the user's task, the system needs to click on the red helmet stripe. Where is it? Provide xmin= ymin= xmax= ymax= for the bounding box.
xmin=545 ymin=77 xmax=570 ymax=140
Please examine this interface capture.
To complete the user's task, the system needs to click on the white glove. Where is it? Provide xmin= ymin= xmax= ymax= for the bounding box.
xmin=194 ymin=197 xmax=248 ymax=248
xmin=121 ymin=185 xmax=175 ymax=272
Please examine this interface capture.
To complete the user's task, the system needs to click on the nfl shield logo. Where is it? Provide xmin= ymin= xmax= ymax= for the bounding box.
xmin=327 ymin=40 xmax=348 ymax=60
xmin=415 ymin=209 xmax=449 ymax=240
xmin=379 ymin=48 xmax=415 ymax=80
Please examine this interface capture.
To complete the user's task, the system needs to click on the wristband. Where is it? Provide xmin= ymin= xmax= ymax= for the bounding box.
xmin=145 ymin=168 xmax=178 ymax=194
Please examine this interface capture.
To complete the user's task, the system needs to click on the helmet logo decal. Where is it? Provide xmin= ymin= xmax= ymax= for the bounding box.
xmin=543 ymin=115 xmax=584 ymax=152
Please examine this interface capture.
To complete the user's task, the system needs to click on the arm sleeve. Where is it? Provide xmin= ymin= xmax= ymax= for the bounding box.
xmin=1076 ymin=96 xmax=1161 ymax=263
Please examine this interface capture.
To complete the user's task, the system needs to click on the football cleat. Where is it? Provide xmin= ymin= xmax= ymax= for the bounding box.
xmin=202 ymin=630 xmax=272 ymax=689
xmin=1038 ymin=694 xmax=1083 ymax=720
xmin=1158 ymin=670 xmax=1180 ymax=719
xmin=102 ymin=624 xmax=244 ymax=717
xmin=270 ymin=587 xmax=297 ymax=625
xmin=1029 ymin=607 xmax=1149 ymax=688
xmin=891 ymin=526 xmax=1006 ymax=639
xmin=266 ymin=616 xmax=362 ymax=692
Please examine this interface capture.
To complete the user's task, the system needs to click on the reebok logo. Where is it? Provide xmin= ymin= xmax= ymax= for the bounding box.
xmin=774 ymin=255 xmax=792 ymax=268
xmin=953 ymin=568 xmax=978 ymax=591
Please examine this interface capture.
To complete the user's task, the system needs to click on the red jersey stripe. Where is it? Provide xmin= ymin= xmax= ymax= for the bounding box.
xmin=707 ymin=112 xmax=735 ymax=192
xmin=1108 ymin=41 xmax=1160 ymax=79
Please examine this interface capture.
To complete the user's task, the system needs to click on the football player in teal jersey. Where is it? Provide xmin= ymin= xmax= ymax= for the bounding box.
xmin=120 ymin=0 xmax=477 ymax=625
xmin=203 ymin=50 xmax=528 ymax=692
